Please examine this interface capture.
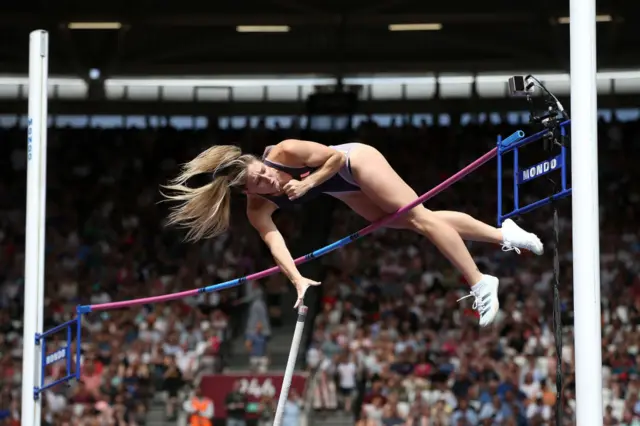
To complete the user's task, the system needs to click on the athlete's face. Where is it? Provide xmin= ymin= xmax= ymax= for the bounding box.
xmin=245 ymin=161 xmax=281 ymax=194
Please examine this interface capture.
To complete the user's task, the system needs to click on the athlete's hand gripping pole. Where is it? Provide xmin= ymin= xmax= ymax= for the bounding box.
xmin=293 ymin=277 xmax=321 ymax=309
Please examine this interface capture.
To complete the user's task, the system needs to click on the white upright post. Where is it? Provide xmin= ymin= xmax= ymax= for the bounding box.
xmin=21 ymin=30 xmax=48 ymax=426
xmin=569 ymin=1 xmax=603 ymax=425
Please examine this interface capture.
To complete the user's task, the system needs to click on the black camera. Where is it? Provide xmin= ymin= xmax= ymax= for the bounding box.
xmin=508 ymin=76 xmax=535 ymax=97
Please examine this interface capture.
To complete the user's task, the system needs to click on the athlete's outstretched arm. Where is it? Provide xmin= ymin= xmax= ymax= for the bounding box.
xmin=246 ymin=195 xmax=319 ymax=307
xmin=247 ymin=196 xmax=302 ymax=283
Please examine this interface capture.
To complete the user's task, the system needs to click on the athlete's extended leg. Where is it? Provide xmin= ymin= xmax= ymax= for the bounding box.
xmin=432 ymin=211 xmax=543 ymax=254
xmin=332 ymin=194 xmax=543 ymax=254
xmin=346 ymin=144 xmax=540 ymax=326
xmin=432 ymin=211 xmax=502 ymax=242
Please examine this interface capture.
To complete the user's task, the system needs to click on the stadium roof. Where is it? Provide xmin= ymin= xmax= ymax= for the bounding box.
xmin=0 ymin=0 xmax=638 ymax=78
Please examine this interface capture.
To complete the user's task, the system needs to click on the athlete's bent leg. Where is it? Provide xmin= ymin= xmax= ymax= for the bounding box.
xmin=404 ymin=206 xmax=483 ymax=284
xmin=403 ymin=207 xmax=501 ymax=326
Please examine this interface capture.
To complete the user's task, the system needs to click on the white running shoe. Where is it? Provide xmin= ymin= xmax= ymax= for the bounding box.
xmin=500 ymin=219 xmax=544 ymax=255
xmin=457 ymin=275 xmax=500 ymax=327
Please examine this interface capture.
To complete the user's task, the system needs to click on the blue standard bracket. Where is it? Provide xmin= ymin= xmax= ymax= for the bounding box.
xmin=33 ymin=312 xmax=83 ymax=400
xmin=497 ymin=120 xmax=572 ymax=226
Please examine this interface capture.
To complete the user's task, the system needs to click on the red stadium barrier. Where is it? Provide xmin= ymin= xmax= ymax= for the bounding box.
xmin=200 ymin=372 xmax=308 ymax=418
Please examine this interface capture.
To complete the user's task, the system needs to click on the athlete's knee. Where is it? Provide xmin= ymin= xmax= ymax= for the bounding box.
xmin=404 ymin=207 xmax=439 ymax=232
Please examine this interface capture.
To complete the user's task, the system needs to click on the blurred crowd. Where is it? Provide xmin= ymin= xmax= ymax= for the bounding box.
xmin=0 ymin=122 xmax=291 ymax=425
xmin=0 ymin=113 xmax=639 ymax=425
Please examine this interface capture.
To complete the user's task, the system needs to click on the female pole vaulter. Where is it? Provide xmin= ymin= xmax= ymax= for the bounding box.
xmin=163 ymin=140 xmax=543 ymax=327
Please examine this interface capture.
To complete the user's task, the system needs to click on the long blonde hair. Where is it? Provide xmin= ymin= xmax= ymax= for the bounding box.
xmin=162 ymin=145 xmax=257 ymax=241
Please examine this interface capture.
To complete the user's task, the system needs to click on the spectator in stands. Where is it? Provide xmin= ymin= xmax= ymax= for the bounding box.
xmin=225 ymin=380 xmax=248 ymax=426
xmin=405 ymin=403 xmax=438 ymax=426
xmin=336 ymin=353 xmax=357 ymax=412
xmin=365 ymin=395 xmax=386 ymax=425
xmin=246 ymin=321 xmax=269 ymax=373
xmin=69 ymin=381 xmax=97 ymax=415
xmin=264 ymin=275 xmax=287 ymax=327
xmin=0 ymin=397 xmax=18 ymax=426
xmin=309 ymin=345 xmax=338 ymax=411
xmin=183 ymin=386 xmax=214 ymax=426
xmin=380 ymin=403 xmax=405 ymax=426
xmin=256 ymin=394 xmax=276 ymax=426
xmin=112 ymin=394 xmax=136 ymax=426
xmin=281 ymin=389 xmax=303 ymax=426
xmin=80 ymin=357 xmax=102 ymax=397
xmin=162 ymin=356 xmax=184 ymax=420
xmin=430 ymin=400 xmax=451 ymax=425
xmin=242 ymin=282 xmax=272 ymax=340
xmin=191 ymin=319 xmax=225 ymax=375
xmin=356 ymin=406 xmax=379 ymax=426
xmin=450 ymin=398 xmax=478 ymax=425
xmin=526 ymin=393 xmax=551 ymax=423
